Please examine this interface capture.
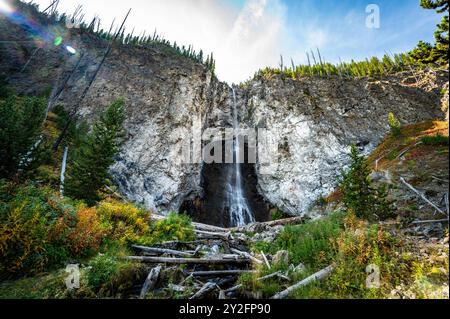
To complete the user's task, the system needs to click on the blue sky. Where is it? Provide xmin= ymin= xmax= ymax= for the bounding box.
xmin=280 ymin=0 xmax=442 ymax=62
xmin=28 ymin=0 xmax=443 ymax=83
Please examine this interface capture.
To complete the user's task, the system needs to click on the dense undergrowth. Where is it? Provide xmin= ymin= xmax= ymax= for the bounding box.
xmin=239 ymin=121 xmax=449 ymax=299
xmin=0 ymin=180 xmax=195 ymax=297
xmin=240 ymin=211 xmax=448 ymax=299
xmin=0 ymin=180 xmax=194 ymax=276
xmin=0 ymin=79 xmax=195 ymax=298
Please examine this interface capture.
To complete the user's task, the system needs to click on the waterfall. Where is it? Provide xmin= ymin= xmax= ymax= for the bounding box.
xmin=226 ymin=87 xmax=255 ymax=227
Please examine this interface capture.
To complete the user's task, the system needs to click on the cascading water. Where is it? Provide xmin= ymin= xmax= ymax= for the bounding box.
xmin=226 ymin=87 xmax=255 ymax=227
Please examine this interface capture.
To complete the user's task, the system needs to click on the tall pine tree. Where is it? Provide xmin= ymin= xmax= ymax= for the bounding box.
xmin=411 ymin=0 xmax=449 ymax=63
xmin=0 ymin=94 xmax=46 ymax=179
xmin=65 ymin=98 xmax=125 ymax=205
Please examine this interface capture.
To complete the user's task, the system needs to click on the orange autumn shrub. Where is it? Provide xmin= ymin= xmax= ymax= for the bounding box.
xmin=67 ymin=206 xmax=106 ymax=256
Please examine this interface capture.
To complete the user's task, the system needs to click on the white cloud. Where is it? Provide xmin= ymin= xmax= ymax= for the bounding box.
xmin=32 ymin=0 xmax=289 ymax=83
xmin=216 ymin=0 xmax=288 ymax=83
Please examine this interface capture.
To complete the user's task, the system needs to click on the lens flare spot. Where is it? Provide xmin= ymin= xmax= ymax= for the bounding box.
xmin=54 ymin=36 xmax=63 ymax=46
xmin=65 ymin=45 xmax=76 ymax=54
xmin=33 ymin=37 xmax=45 ymax=48
xmin=0 ymin=0 xmax=14 ymax=15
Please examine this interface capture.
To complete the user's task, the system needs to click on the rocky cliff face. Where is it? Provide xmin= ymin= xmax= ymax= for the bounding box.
xmin=234 ymin=75 xmax=445 ymax=216
xmin=1 ymin=3 xmax=446 ymax=223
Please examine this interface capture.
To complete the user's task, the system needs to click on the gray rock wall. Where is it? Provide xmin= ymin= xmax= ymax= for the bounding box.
xmin=1 ymin=4 xmax=446 ymax=218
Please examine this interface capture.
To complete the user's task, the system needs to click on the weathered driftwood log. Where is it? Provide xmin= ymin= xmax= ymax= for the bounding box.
xmin=445 ymin=193 xmax=449 ymax=217
xmin=192 ymin=222 xmax=230 ymax=233
xmin=412 ymin=219 xmax=449 ymax=224
xmin=189 ymin=270 xmax=256 ymax=277
xmin=261 ymin=251 xmax=271 ymax=269
xmin=157 ymin=239 xmax=223 ymax=251
xmin=194 ymin=230 xmax=232 ymax=240
xmin=231 ymin=216 xmax=304 ymax=232
xmin=271 ymin=265 xmax=334 ymax=299
xmin=139 ymin=266 xmax=161 ymax=299
xmin=221 ymin=254 xmax=245 ymax=260
xmin=400 ymin=177 xmax=445 ymax=215
xmin=132 ymin=245 xmax=193 ymax=257
xmin=190 ymin=277 xmax=236 ymax=299
xmin=263 ymin=216 xmax=305 ymax=227
xmin=126 ymin=256 xmax=251 ymax=265
xmin=190 ymin=282 xmax=216 ymax=299
xmin=230 ymin=248 xmax=263 ymax=264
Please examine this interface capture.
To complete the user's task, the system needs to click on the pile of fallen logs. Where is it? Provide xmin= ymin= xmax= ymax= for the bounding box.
xmin=128 ymin=220 xmax=261 ymax=299
xmin=130 ymin=215 xmax=333 ymax=299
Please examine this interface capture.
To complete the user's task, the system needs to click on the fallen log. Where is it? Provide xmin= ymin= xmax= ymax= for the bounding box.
xmin=195 ymin=230 xmax=232 ymax=240
xmin=132 ymin=245 xmax=194 ymax=258
xmin=231 ymin=216 xmax=305 ymax=232
xmin=263 ymin=216 xmax=305 ymax=227
xmin=230 ymin=248 xmax=263 ymax=264
xmin=445 ymin=193 xmax=449 ymax=218
xmin=190 ymin=282 xmax=216 ymax=299
xmin=189 ymin=270 xmax=256 ymax=277
xmin=139 ymin=266 xmax=161 ymax=299
xmin=190 ymin=277 xmax=236 ymax=299
xmin=126 ymin=256 xmax=251 ymax=265
xmin=192 ymin=222 xmax=230 ymax=233
xmin=221 ymin=254 xmax=245 ymax=260
xmin=271 ymin=265 xmax=334 ymax=299
xmin=412 ymin=219 xmax=448 ymax=224
xmin=261 ymin=251 xmax=271 ymax=269
xmin=400 ymin=177 xmax=445 ymax=215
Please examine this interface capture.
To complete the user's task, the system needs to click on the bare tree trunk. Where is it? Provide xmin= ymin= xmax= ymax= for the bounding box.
xmin=271 ymin=265 xmax=334 ymax=299
xmin=59 ymin=146 xmax=69 ymax=197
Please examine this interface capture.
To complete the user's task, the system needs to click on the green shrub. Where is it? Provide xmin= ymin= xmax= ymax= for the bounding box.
xmin=272 ymin=212 xmax=345 ymax=268
xmin=421 ymin=134 xmax=449 ymax=146
xmin=87 ymin=250 xmax=145 ymax=297
xmin=270 ymin=209 xmax=284 ymax=221
xmin=146 ymin=212 xmax=195 ymax=245
xmin=388 ymin=112 xmax=402 ymax=137
xmin=340 ymin=145 xmax=395 ymax=220
xmin=96 ymin=199 xmax=151 ymax=246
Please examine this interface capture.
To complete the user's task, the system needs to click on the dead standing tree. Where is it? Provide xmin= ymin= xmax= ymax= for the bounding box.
xmin=53 ymin=9 xmax=131 ymax=152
